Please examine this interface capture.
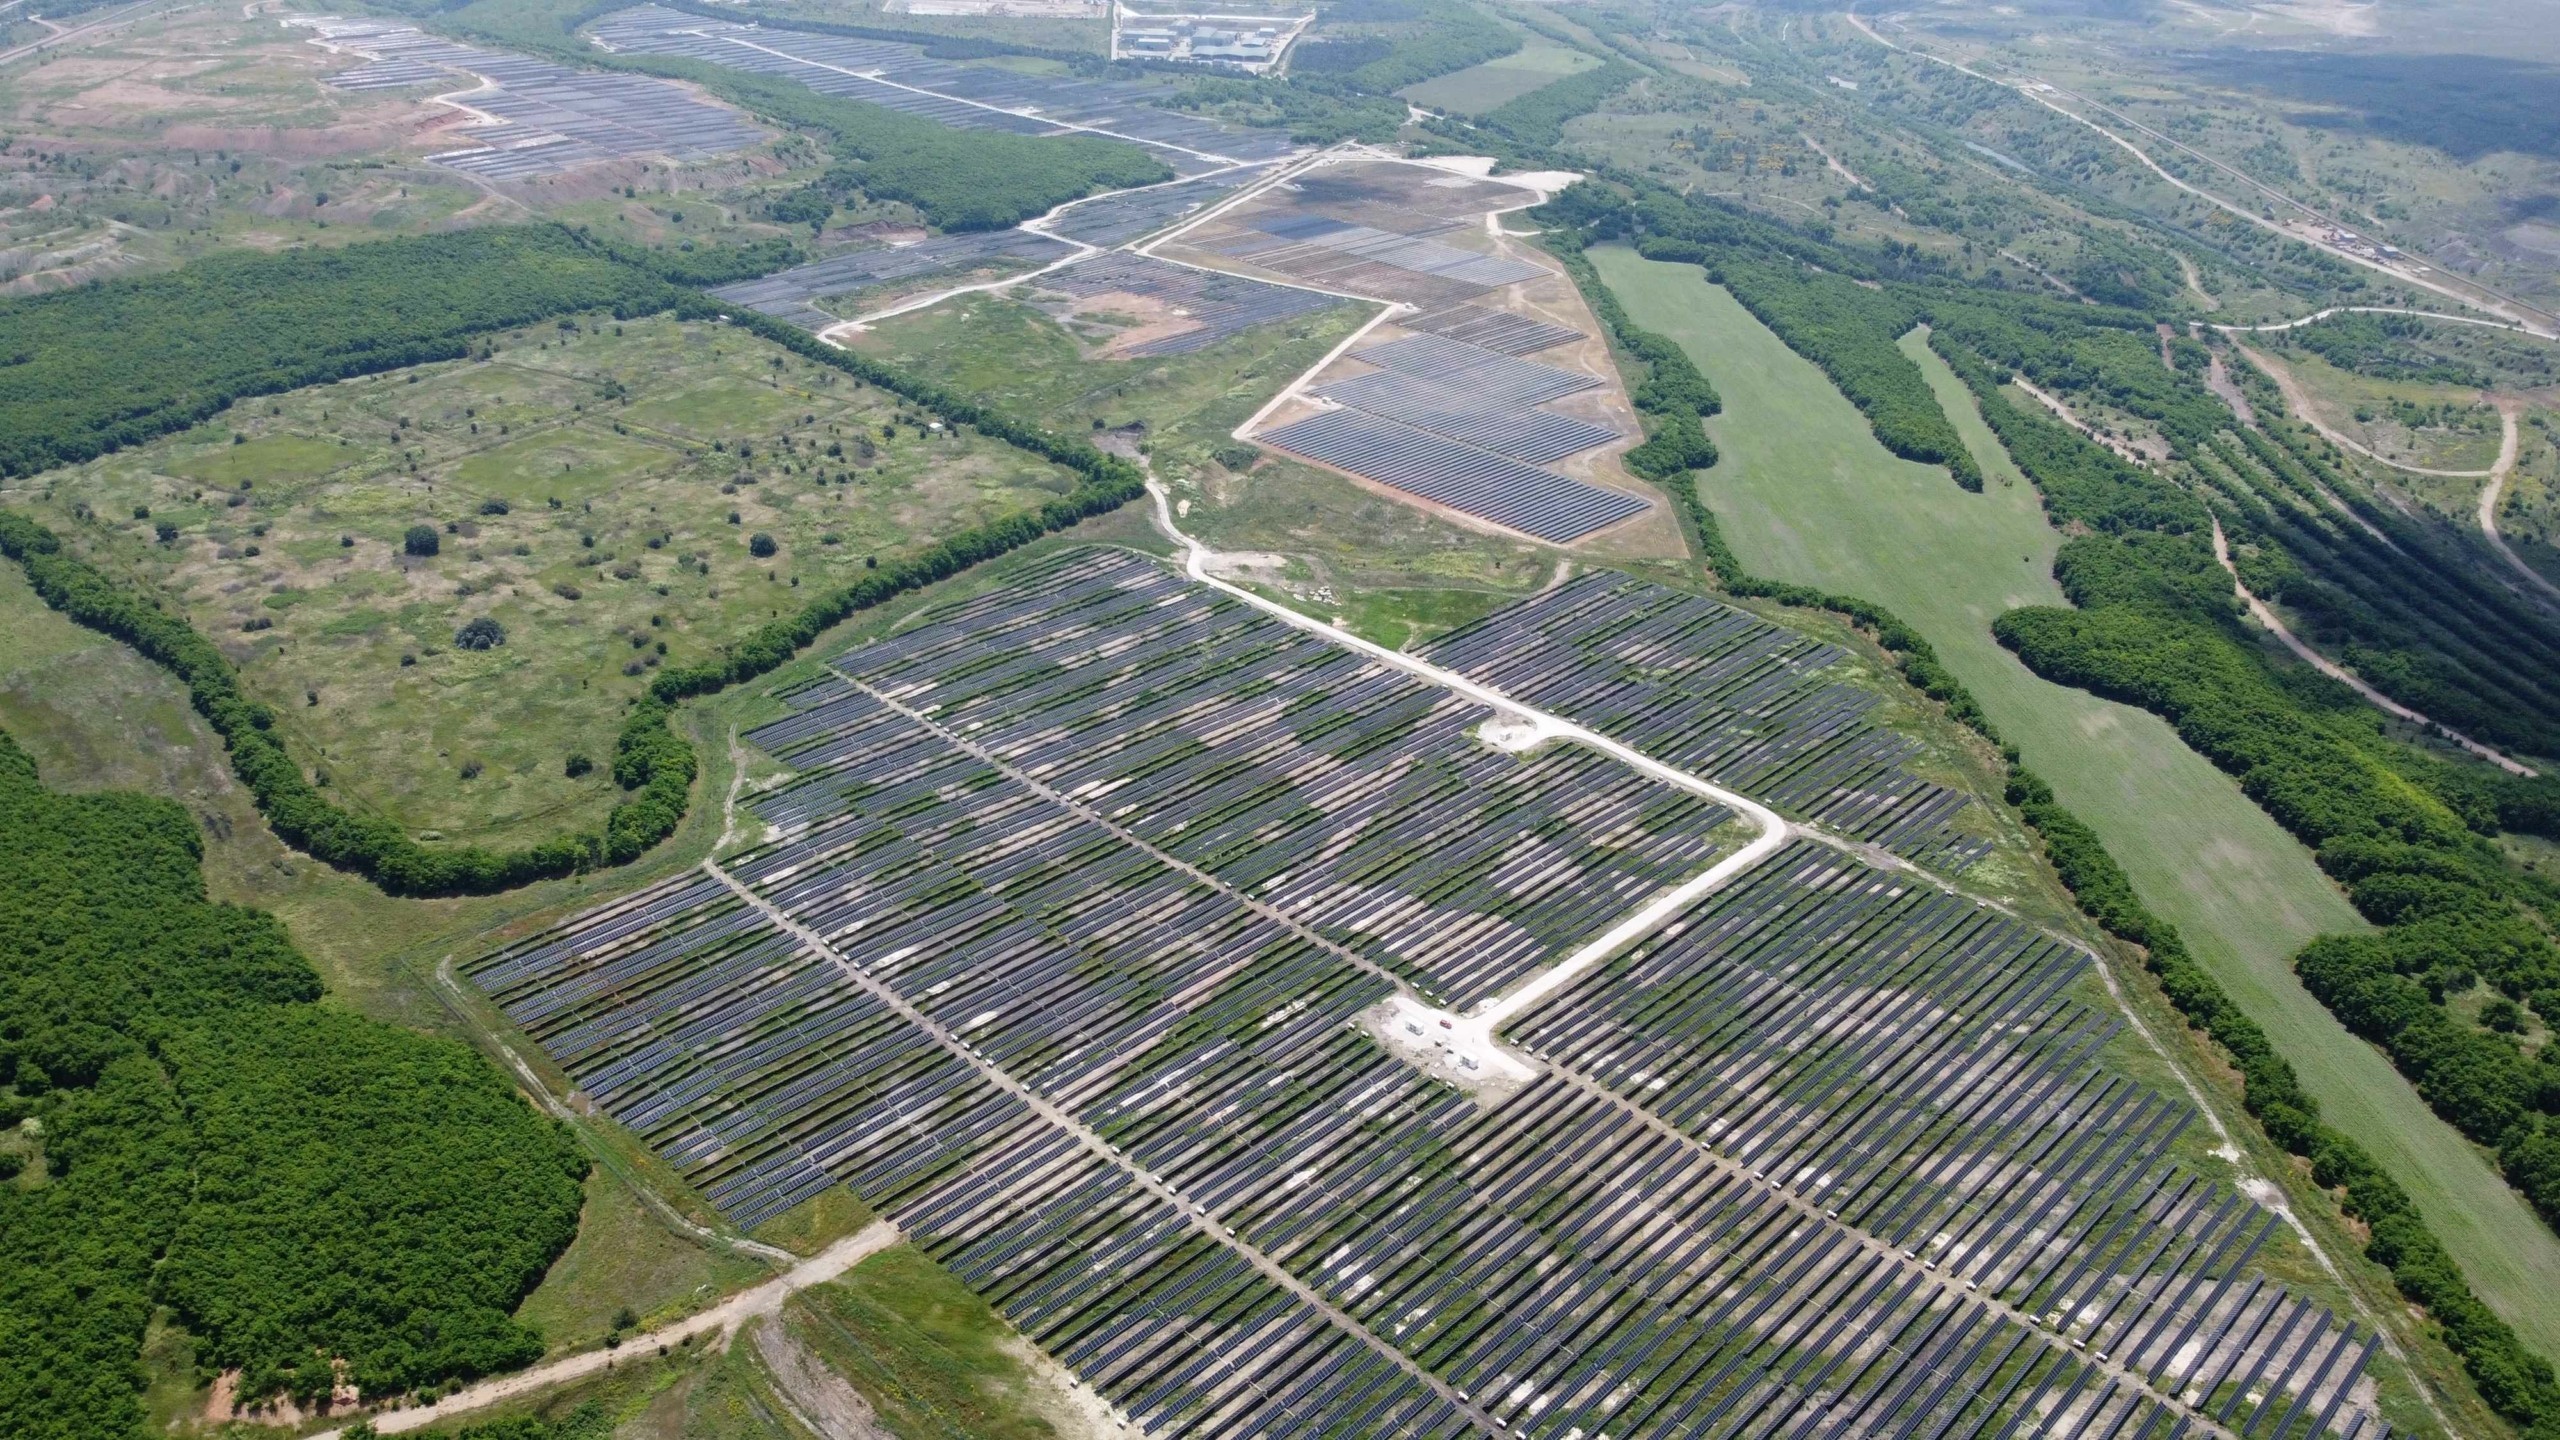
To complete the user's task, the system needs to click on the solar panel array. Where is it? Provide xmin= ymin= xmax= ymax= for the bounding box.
xmin=300 ymin=19 xmax=766 ymax=180
xmin=588 ymin=6 xmax=1297 ymax=176
xmin=1203 ymin=216 xmax=1545 ymax=304
xmin=1352 ymin=333 xmax=1599 ymax=404
xmin=707 ymin=230 xmax=1075 ymax=328
xmin=470 ymin=548 xmax=2390 ymax=1440
xmin=1315 ymin=371 xmax=1616 ymax=464
xmin=792 ymin=552 xmax=1744 ymax=1008
xmin=1035 ymin=253 xmax=1345 ymax=355
xmin=1044 ymin=168 xmax=1266 ymax=247
xmin=1405 ymin=302 xmax=1585 ymax=356
xmin=1261 ymin=329 xmax=1633 ymax=540
xmin=1227 ymin=214 xmax=1551 ymax=289
xmin=1424 ymin=571 xmax=1996 ymax=870
xmin=1261 ymin=408 xmax=1647 ymax=543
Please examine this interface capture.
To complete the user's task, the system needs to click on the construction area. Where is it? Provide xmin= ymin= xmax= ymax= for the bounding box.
xmin=471 ymin=546 xmax=2393 ymax=1440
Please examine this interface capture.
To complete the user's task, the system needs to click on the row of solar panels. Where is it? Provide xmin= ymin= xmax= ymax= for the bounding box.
xmin=708 ymin=229 xmax=1077 ymax=324
xmin=304 ymin=20 xmax=766 ymax=179
xmin=1212 ymin=215 xmax=1552 ymax=291
xmin=1403 ymin=301 xmax=1584 ymax=357
xmin=1263 ymin=408 xmax=1644 ymax=544
xmin=1315 ymin=370 xmax=1615 ymax=465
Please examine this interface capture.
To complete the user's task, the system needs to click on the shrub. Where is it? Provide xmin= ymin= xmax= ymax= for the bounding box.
xmin=403 ymin=525 xmax=439 ymax=557
xmin=748 ymin=532 xmax=777 ymax=558
xmin=478 ymin=498 xmax=509 ymax=516
xmin=454 ymin=617 xmax=505 ymax=651
xmin=563 ymin=753 xmax=593 ymax=779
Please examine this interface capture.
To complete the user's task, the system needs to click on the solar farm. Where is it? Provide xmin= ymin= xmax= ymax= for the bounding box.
xmin=1258 ymin=325 xmax=1641 ymax=543
xmin=708 ymin=230 xmax=1079 ymax=329
xmin=296 ymin=18 xmax=767 ymax=180
xmin=1135 ymin=158 xmax=1660 ymax=545
xmin=588 ymin=5 xmax=1298 ymax=175
xmin=1183 ymin=168 xmax=1560 ymax=304
xmin=471 ymin=547 xmax=2393 ymax=1440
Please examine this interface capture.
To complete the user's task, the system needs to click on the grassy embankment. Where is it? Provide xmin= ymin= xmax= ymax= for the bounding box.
xmin=1588 ymin=245 xmax=2560 ymax=1363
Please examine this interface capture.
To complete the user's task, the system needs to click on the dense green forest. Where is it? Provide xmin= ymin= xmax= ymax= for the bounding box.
xmin=1541 ymin=177 xmax=2560 ymax=1436
xmin=0 ymin=227 xmax=695 ymax=478
xmin=1165 ymin=73 xmax=1408 ymax=144
xmin=1902 ymin=284 xmax=2560 ymax=760
xmin=2274 ymin=311 xmax=2493 ymax=387
xmin=0 ymin=730 xmax=586 ymax=1437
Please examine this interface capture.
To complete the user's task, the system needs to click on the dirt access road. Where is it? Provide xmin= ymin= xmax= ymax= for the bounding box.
xmin=306 ymin=1222 xmax=902 ymax=1438
xmin=2211 ymin=516 xmax=2536 ymax=775
xmin=2235 ymin=343 xmax=2558 ymax=603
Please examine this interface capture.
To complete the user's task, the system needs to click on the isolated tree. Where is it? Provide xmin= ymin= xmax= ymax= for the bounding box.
xmin=454 ymin=616 xmax=505 ymax=651
xmin=403 ymin=524 xmax=440 ymax=557
xmin=748 ymin=532 xmax=777 ymax=558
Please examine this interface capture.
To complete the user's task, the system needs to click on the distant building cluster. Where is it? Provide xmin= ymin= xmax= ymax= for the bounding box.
xmin=1114 ymin=8 xmax=1307 ymax=70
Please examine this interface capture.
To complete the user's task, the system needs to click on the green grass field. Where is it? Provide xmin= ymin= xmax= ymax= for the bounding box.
xmin=4 ymin=314 xmax=1082 ymax=850
xmin=783 ymin=1246 xmax=1065 ymax=1440
xmin=1590 ymin=245 xmax=2560 ymax=1362
xmin=1399 ymin=37 xmax=1598 ymax=115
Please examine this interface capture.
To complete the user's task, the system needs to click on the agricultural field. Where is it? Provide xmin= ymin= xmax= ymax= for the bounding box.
xmin=468 ymin=546 xmax=2402 ymax=1440
xmin=1587 ymin=245 xmax=2560 ymax=1362
xmin=0 ymin=312 xmax=1089 ymax=850
xmin=1400 ymin=37 xmax=1598 ymax=116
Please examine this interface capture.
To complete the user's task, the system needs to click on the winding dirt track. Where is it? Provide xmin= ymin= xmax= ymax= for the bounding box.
xmin=2235 ymin=342 xmax=2500 ymax=479
xmin=306 ymin=1222 xmax=903 ymax=1438
xmin=2236 ymin=344 xmax=2558 ymax=603
xmin=2211 ymin=516 xmax=2536 ymax=776
xmin=2476 ymin=402 xmax=2560 ymax=604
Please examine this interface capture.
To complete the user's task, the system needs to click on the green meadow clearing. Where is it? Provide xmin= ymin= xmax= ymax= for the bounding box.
xmin=1590 ymin=245 xmax=2560 ymax=1361
xmin=3 ymin=314 xmax=1083 ymax=850
xmin=1399 ymin=37 xmax=1601 ymax=115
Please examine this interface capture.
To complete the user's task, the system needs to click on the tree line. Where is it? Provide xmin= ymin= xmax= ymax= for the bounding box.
xmin=0 ymin=227 xmax=703 ymax=478
xmin=0 ymin=730 xmax=587 ymax=1437
xmin=1546 ymin=238 xmax=1719 ymax=483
